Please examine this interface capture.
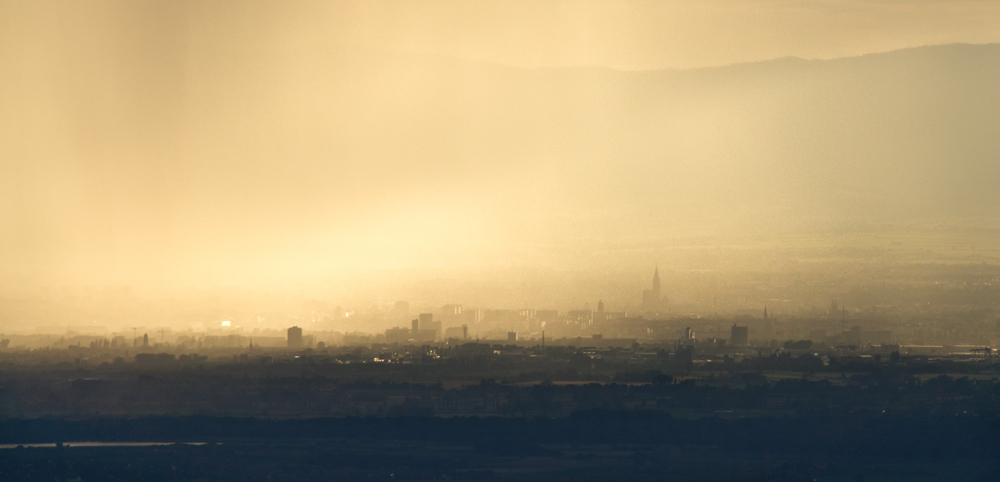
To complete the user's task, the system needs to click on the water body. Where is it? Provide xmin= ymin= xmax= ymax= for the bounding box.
xmin=0 ymin=442 xmax=209 ymax=449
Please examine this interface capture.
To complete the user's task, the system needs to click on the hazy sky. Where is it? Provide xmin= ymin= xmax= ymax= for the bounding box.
xmin=321 ymin=0 xmax=1000 ymax=69
xmin=2 ymin=0 xmax=999 ymax=292
xmin=4 ymin=1 xmax=1000 ymax=70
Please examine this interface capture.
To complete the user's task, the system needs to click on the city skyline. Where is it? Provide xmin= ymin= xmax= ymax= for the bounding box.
xmin=2 ymin=4 xmax=999 ymax=480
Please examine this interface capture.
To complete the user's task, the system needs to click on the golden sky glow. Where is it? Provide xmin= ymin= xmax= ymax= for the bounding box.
xmin=2 ymin=1 xmax=999 ymax=291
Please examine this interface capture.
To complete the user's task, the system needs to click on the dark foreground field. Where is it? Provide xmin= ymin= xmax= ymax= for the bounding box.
xmin=1 ymin=414 xmax=997 ymax=481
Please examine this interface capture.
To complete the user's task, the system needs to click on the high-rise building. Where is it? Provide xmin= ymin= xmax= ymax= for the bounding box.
xmin=419 ymin=313 xmax=433 ymax=329
xmin=405 ymin=315 xmax=438 ymax=343
xmin=287 ymin=326 xmax=303 ymax=349
xmin=415 ymin=313 xmax=440 ymax=342
xmin=424 ymin=321 xmax=442 ymax=341
xmin=731 ymin=325 xmax=749 ymax=346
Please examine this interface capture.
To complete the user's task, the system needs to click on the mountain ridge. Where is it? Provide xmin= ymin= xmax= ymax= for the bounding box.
xmin=4 ymin=41 xmax=999 ymax=282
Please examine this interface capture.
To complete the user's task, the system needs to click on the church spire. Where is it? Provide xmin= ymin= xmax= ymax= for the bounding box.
xmin=652 ymin=266 xmax=661 ymax=295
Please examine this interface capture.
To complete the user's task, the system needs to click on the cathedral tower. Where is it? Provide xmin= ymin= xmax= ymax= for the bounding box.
xmin=643 ymin=266 xmax=665 ymax=312
xmin=652 ymin=266 xmax=661 ymax=298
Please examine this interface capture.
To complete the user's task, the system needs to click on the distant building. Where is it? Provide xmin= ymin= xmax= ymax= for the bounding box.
xmin=684 ymin=327 xmax=695 ymax=341
xmin=287 ymin=326 xmax=303 ymax=349
xmin=386 ymin=317 xmax=437 ymax=345
xmin=467 ymin=309 xmax=484 ymax=324
xmin=595 ymin=310 xmax=627 ymax=323
xmin=425 ymin=321 xmax=442 ymax=340
xmin=534 ymin=310 xmax=559 ymax=321
xmin=507 ymin=331 xmax=517 ymax=342
xmin=483 ymin=309 xmax=521 ymax=323
xmin=342 ymin=333 xmax=373 ymax=345
xmin=419 ymin=313 xmax=434 ymax=328
xmin=442 ymin=306 xmax=481 ymax=326
xmin=444 ymin=326 xmax=468 ymax=340
xmin=386 ymin=327 xmax=412 ymax=345
xmin=567 ymin=310 xmax=593 ymax=325
xmin=416 ymin=313 xmax=441 ymax=342
xmin=731 ymin=325 xmax=749 ymax=346
xmin=413 ymin=329 xmax=438 ymax=343
xmin=642 ymin=266 xmax=668 ymax=312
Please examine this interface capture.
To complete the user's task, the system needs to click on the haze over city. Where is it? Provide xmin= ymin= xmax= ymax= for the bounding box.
xmin=1 ymin=3 xmax=999 ymax=480
xmin=3 ymin=1 xmax=1000 ymax=297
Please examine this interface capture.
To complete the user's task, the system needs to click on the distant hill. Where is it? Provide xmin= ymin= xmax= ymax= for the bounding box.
xmin=252 ymin=43 xmax=1000 ymax=237
xmin=5 ymin=42 xmax=1000 ymax=284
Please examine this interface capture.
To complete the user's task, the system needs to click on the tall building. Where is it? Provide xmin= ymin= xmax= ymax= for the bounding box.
xmin=731 ymin=325 xmax=749 ymax=346
xmin=417 ymin=313 xmax=440 ymax=342
xmin=287 ymin=326 xmax=303 ymax=349
xmin=419 ymin=313 xmax=433 ymax=329
xmin=642 ymin=266 xmax=667 ymax=312
xmin=402 ymin=314 xmax=438 ymax=343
